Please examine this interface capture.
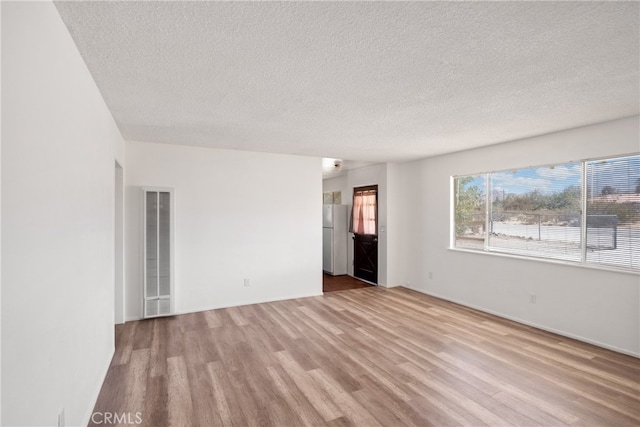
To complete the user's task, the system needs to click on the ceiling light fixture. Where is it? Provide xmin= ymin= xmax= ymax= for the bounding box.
xmin=322 ymin=158 xmax=343 ymax=172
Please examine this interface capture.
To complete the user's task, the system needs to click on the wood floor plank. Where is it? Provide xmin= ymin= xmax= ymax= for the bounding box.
xmin=294 ymin=336 xmax=364 ymax=393
xmin=204 ymin=309 xmax=222 ymax=329
xmin=90 ymin=287 xmax=640 ymax=426
xmin=226 ymin=367 xmax=272 ymax=427
xmin=183 ymin=331 xmax=219 ymax=426
xmin=226 ymin=306 xmax=249 ymax=327
xmin=266 ymin=395 xmax=306 ymax=427
xmin=401 ymin=394 xmax=457 ymax=427
xmin=123 ymin=349 xmax=150 ymax=418
xmin=259 ymin=303 xmax=302 ymax=340
xmin=491 ymin=390 xmax=570 ymax=426
xmin=411 ymin=367 xmax=509 ymax=426
xmin=436 ymin=350 xmax=580 ymax=424
xmin=266 ymin=363 xmax=327 ymax=426
xmin=111 ymin=322 xmax=135 ymax=366
xmin=352 ymin=375 xmax=432 ymax=427
xmin=149 ymin=318 xmax=168 ymax=378
xmin=442 ymin=333 xmax=588 ymax=423
xmin=131 ymin=318 xmax=153 ymax=350
xmin=406 ymin=381 xmax=486 ymax=426
xmin=467 ymin=335 xmax=640 ymax=421
xmin=275 ymin=350 xmax=344 ymax=422
xmin=142 ymin=375 xmax=169 ymax=427
xmin=298 ymin=323 xmax=414 ymax=401
xmin=307 ymin=368 xmax=383 ymax=427
xmin=207 ymin=360 xmax=248 ymax=427
xmin=167 ymin=356 xmax=194 ymax=427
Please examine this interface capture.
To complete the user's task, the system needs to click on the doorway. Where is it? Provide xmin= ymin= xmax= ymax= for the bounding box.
xmin=352 ymin=185 xmax=378 ymax=284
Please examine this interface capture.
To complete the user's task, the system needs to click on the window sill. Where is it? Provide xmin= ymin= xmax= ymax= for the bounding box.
xmin=448 ymin=247 xmax=639 ymax=276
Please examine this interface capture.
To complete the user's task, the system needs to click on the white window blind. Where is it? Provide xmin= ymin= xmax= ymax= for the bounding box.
xmin=585 ymin=155 xmax=640 ymax=270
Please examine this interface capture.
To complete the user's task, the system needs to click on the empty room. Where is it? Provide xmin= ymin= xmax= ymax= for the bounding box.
xmin=2 ymin=1 xmax=639 ymax=426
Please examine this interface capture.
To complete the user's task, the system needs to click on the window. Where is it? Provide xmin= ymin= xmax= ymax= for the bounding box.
xmin=488 ymin=162 xmax=583 ymax=262
xmin=323 ymin=191 xmax=342 ymax=205
xmin=454 ymin=175 xmax=486 ymax=250
xmin=352 ymin=186 xmax=377 ymax=235
xmin=453 ymin=154 xmax=639 ymax=272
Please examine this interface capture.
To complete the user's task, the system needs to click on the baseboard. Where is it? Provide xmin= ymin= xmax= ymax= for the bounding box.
xmin=344 ymin=274 xmax=392 ymax=287
xmin=124 ymin=292 xmax=326 ymax=322
xmin=378 ymin=282 xmax=400 ymax=288
xmin=404 ymin=286 xmax=640 ymax=359
xmin=175 ymin=292 xmax=325 ymax=316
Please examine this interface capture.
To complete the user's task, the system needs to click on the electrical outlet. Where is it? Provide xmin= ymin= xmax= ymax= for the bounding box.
xmin=530 ymin=294 xmax=537 ymax=304
xmin=58 ymin=409 xmax=65 ymax=427
xmin=244 ymin=278 xmax=250 ymax=287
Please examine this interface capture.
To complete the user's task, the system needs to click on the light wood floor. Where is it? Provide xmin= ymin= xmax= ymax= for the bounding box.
xmin=92 ymin=287 xmax=640 ymax=427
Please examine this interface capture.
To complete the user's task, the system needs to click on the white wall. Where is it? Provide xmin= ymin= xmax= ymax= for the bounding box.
xmin=0 ymin=3 xmax=4 ymax=421
xmin=114 ymin=162 xmax=125 ymax=324
xmin=125 ymin=141 xmax=322 ymax=320
xmin=323 ymin=164 xmax=397 ymax=286
xmin=393 ymin=116 xmax=640 ymax=356
xmin=2 ymin=2 xmax=125 ymax=425
xmin=385 ymin=163 xmax=403 ymax=287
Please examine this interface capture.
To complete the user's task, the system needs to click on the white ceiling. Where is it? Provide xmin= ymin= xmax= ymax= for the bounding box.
xmin=54 ymin=1 xmax=639 ymax=164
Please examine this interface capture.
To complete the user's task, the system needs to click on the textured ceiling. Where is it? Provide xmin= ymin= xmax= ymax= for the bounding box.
xmin=54 ymin=1 xmax=639 ymax=163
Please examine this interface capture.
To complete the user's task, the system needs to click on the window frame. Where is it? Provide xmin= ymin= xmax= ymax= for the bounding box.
xmin=352 ymin=185 xmax=378 ymax=236
xmin=451 ymin=153 xmax=640 ymax=274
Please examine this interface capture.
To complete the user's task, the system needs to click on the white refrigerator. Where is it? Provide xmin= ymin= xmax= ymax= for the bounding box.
xmin=323 ymin=204 xmax=348 ymax=275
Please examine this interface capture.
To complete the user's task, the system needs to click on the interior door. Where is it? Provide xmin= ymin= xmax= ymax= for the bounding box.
xmin=352 ymin=185 xmax=378 ymax=284
xmin=354 ymin=234 xmax=377 ymax=283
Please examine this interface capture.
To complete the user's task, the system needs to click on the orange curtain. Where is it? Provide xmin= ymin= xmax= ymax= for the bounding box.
xmin=352 ymin=193 xmax=376 ymax=235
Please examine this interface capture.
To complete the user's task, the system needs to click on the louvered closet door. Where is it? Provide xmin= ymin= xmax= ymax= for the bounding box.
xmin=143 ymin=188 xmax=173 ymax=318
